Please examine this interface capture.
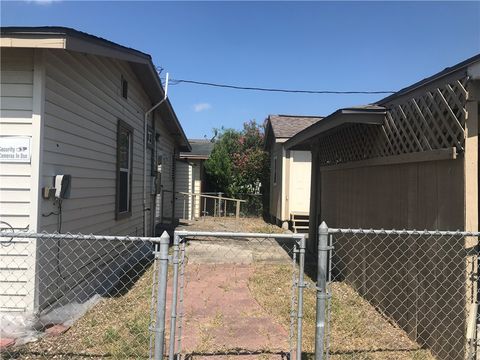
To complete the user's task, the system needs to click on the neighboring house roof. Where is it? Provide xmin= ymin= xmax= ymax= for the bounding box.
xmin=179 ymin=139 xmax=214 ymax=160
xmin=268 ymin=115 xmax=323 ymax=139
xmin=0 ymin=26 xmax=191 ymax=152
xmin=264 ymin=114 xmax=323 ymax=150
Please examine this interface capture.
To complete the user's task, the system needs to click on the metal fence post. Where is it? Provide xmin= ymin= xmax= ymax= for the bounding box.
xmin=289 ymin=241 xmax=298 ymax=360
xmin=296 ymin=234 xmax=306 ymax=360
xmin=154 ymin=231 xmax=170 ymax=360
xmin=176 ymin=240 xmax=187 ymax=355
xmin=315 ymin=222 xmax=329 ymax=360
xmin=168 ymin=233 xmax=181 ymax=360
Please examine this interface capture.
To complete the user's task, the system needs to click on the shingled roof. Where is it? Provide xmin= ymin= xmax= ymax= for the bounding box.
xmin=267 ymin=115 xmax=323 ymax=139
xmin=179 ymin=139 xmax=214 ymax=159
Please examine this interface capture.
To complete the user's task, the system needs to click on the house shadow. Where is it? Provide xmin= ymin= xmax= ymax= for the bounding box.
xmin=271 ymin=235 xmax=318 ymax=282
xmin=104 ymin=255 xmax=154 ymax=298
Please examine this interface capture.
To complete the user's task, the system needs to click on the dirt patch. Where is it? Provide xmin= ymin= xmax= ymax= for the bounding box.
xmin=177 ymin=217 xmax=287 ymax=234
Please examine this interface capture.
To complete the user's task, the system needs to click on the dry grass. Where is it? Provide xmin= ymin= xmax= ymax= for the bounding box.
xmin=8 ymin=264 xmax=155 ymax=359
xmin=248 ymin=264 xmax=435 ymax=360
xmin=178 ymin=217 xmax=287 ymax=234
xmin=6 ymin=218 xmax=435 ymax=359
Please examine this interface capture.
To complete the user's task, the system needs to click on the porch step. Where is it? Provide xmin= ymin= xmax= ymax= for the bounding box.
xmin=290 ymin=212 xmax=309 ymax=234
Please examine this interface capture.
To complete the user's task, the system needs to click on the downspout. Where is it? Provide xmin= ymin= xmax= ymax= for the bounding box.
xmin=144 ymin=73 xmax=169 ymax=236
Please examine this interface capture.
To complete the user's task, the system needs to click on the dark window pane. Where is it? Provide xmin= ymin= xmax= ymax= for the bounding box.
xmin=119 ymin=129 xmax=130 ymax=169
xmin=119 ymin=171 xmax=128 ymax=212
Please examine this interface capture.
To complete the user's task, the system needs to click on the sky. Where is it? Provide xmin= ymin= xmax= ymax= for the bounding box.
xmin=1 ymin=1 xmax=479 ymax=139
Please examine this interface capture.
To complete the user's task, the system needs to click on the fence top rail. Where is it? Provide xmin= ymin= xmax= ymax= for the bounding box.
xmin=0 ymin=231 xmax=167 ymax=243
xmin=175 ymin=230 xmax=305 ymax=239
xmin=328 ymin=228 xmax=480 ymax=237
xmin=176 ymin=191 xmax=247 ymax=202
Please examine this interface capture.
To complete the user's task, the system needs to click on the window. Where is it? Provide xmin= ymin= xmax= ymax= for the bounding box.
xmin=121 ymin=76 xmax=128 ymax=99
xmin=273 ymin=156 xmax=278 ymax=185
xmin=116 ymin=120 xmax=133 ymax=219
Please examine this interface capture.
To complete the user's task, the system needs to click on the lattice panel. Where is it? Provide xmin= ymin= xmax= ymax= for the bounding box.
xmin=318 ymin=77 xmax=469 ymax=166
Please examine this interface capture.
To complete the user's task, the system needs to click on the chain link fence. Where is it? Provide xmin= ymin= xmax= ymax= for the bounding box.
xmin=4 ymin=223 xmax=476 ymax=360
xmin=0 ymin=230 xmax=168 ymax=359
xmin=314 ymin=223 xmax=480 ymax=360
xmin=0 ymin=228 xmax=307 ymax=360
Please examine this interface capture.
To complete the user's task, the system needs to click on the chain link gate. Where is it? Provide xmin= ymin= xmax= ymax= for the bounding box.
xmin=314 ymin=222 xmax=480 ymax=360
xmin=165 ymin=230 xmax=307 ymax=360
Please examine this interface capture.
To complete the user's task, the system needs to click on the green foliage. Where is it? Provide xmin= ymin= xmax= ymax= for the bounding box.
xmin=204 ymin=120 xmax=269 ymax=215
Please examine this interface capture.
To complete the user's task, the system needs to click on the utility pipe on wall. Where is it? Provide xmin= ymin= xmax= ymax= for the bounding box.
xmin=144 ymin=73 xmax=169 ymax=236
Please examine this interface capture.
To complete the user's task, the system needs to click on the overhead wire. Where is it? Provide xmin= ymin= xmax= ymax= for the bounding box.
xmin=164 ymin=78 xmax=396 ymax=95
xmin=156 ymin=68 xmax=396 ymax=95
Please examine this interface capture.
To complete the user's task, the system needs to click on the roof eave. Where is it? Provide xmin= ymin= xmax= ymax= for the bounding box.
xmin=285 ymin=108 xmax=386 ymax=150
xmin=377 ymin=53 xmax=480 ymax=105
xmin=1 ymin=26 xmax=191 ymax=151
xmin=179 ymin=154 xmax=209 ymax=160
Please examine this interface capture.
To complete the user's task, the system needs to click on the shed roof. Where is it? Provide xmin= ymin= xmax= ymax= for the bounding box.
xmin=0 ymin=26 xmax=191 ymax=152
xmin=179 ymin=139 xmax=214 ymax=159
xmin=285 ymin=105 xmax=386 ymax=150
xmin=267 ymin=114 xmax=323 ymax=139
xmin=377 ymin=52 xmax=480 ymax=105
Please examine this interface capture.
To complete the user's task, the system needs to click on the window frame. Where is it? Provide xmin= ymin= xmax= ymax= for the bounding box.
xmin=116 ymin=119 xmax=134 ymax=220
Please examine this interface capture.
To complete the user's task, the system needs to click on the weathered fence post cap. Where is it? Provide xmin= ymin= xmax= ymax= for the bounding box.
xmin=160 ymin=231 xmax=170 ymax=243
xmin=319 ymin=221 xmax=328 ymax=233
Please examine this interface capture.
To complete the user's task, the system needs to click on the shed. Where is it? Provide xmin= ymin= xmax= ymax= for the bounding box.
xmin=0 ymin=27 xmax=190 ymax=315
xmin=264 ymin=114 xmax=322 ymax=231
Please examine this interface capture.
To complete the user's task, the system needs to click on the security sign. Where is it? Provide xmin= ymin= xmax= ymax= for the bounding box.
xmin=0 ymin=136 xmax=31 ymax=163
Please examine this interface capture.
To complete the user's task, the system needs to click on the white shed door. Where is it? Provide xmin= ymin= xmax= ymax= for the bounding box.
xmin=289 ymin=151 xmax=312 ymax=212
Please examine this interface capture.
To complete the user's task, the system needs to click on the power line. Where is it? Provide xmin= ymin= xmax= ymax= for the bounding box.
xmin=161 ymin=77 xmax=396 ymax=95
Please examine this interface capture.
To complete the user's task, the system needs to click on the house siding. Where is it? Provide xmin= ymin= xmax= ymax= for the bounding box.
xmin=0 ymin=48 xmax=37 ymax=313
xmin=269 ymin=142 xmax=311 ymax=224
xmin=40 ymin=49 xmax=152 ymax=235
xmin=269 ymin=142 xmax=284 ymax=223
xmin=192 ymin=159 xmax=202 ymax=218
xmin=36 ymin=49 xmax=159 ymax=311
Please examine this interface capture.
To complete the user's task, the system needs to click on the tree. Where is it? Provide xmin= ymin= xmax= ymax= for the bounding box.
xmin=204 ymin=120 xmax=269 ymax=215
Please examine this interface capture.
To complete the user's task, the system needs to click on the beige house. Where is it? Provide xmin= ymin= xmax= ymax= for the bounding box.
xmin=286 ymin=54 xmax=480 ymax=360
xmin=174 ymin=139 xmax=213 ymax=220
xmin=0 ymin=27 xmax=190 ymax=314
xmin=264 ymin=115 xmax=322 ymax=230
